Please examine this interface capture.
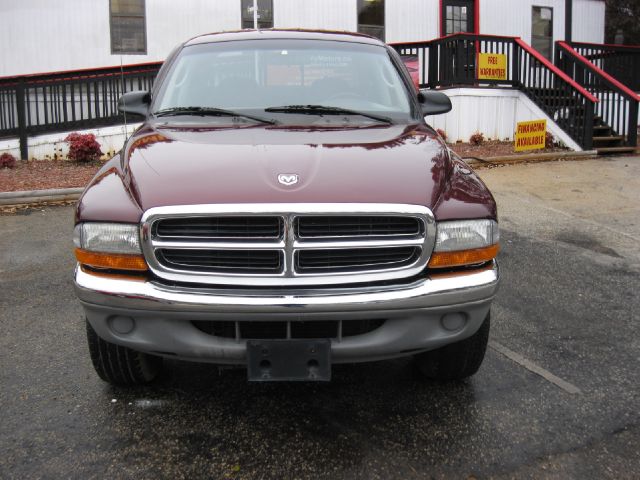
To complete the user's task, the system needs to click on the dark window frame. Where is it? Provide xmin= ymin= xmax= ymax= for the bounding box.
xmin=531 ymin=5 xmax=554 ymax=61
xmin=109 ymin=0 xmax=147 ymax=55
xmin=241 ymin=0 xmax=274 ymax=29
xmin=357 ymin=0 xmax=385 ymax=42
xmin=441 ymin=0 xmax=475 ymax=36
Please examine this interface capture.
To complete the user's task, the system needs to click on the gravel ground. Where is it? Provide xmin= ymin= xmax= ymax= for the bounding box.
xmin=0 ymin=159 xmax=105 ymax=192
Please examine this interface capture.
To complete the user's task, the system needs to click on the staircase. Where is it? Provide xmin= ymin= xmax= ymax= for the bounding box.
xmin=591 ymin=116 xmax=638 ymax=155
xmin=392 ymin=34 xmax=639 ymax=154
xmin=555 ymin=41 xmax=639 ymax=155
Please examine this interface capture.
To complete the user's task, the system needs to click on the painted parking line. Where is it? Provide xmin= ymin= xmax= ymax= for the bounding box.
xmin=489 ymin=341 xmax=582 ymax=395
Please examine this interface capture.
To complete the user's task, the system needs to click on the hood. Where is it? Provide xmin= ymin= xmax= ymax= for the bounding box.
xmin=122 ymin=122 xmax=450 ymax=211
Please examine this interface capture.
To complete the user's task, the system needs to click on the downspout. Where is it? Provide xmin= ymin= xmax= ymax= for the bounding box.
xmin=565 ymin=0 xmax=573 ymax=43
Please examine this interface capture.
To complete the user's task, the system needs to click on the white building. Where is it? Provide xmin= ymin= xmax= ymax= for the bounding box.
xmin=0 ymin=0 xmax=605 ymax=77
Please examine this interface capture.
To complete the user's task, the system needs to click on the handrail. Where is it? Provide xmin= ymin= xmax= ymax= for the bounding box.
xmin=555 ymin=41 xmax=638 ymax=147
xmin=388 ymin=32 xmax=518 ymax=47
xmin=0 ymin=61 xmax=163 ymax=83
xmin=515 ymin=39 xmax=598 ymax=103
xmin=569 ymin=41 xmax=640 ymax=51
xmin=0 ymin=62 xmax=161 ymax=159
xmin=558 ymin=42 xmax=640 ymax=100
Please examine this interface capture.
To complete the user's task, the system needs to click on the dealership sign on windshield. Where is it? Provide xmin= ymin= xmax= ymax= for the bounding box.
xmin=478 ymin=53 xmax=507 ymax=81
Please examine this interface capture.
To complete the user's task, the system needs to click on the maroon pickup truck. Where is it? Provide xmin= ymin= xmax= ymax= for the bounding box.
xmin=73 ymin=30 xmax=499 ymax=385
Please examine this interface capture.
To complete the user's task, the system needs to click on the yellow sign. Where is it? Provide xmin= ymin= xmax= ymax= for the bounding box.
xmin=515 ymin=119 xmax=547 ymax=152
xmin=478 ymin=53 xmax=507 ymax=80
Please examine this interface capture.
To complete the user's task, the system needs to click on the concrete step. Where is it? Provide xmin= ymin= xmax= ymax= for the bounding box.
xmin=596 ymin=146 xmax=639 ymax=155
xmin=592 ymin=135 xmax=626 ymax=143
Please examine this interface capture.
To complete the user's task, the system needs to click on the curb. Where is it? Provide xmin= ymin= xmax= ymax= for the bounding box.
xmin=0 ymin=187 xmax=83 ymax=206
xmin=463 ymin=150 xmax=599 ymax=167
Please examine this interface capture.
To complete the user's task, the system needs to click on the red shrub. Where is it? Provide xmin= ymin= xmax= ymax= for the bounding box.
xmin=64 ymin=133 xmax=103 ymax=162
xmin=0 ymin=152 xmax=17 ymax=169
xmin=469 ymin=131 xmax=485 ymax=146
xmin=436 ymin=128 xmax=448 ymax=142
xmin=545 ymin=131 xmax=556 ymax=149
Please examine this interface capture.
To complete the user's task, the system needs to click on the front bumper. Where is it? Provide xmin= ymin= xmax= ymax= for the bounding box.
xmin=75 ymin=262 xmax=499 ymax=364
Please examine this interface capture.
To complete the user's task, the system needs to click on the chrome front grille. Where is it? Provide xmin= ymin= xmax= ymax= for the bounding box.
xmin=141 ymin=204 xmax=436 ymax=286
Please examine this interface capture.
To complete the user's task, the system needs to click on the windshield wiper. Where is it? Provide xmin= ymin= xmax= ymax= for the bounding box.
xmin=153 ymin=106 xmax=277 ymax=125
xmin=264 ymin=105 xmax=392 ymax=124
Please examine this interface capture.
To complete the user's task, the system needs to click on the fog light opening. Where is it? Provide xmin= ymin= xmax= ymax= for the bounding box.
xmin=108 ymin=316 xmax=136 ymax=335
xmin=440 ymin=312 xmax=468 ymax=332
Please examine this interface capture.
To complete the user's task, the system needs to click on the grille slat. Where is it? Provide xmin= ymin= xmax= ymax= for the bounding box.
xmin=158 ymin=249 xmax=283 ymax=273
xmin=297 ymin=216 xmax=421 ymax=238
xmin=296 ymin=247 xmax=420 ymax=273
xmin=156 ymin=216 xmax=282 ymax=239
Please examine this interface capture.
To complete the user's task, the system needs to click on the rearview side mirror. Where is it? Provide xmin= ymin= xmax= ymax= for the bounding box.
xmin=118 ymin=91 xmax=151 ymax=117
xmin=418 ymin=90 xmax=452 ymax=116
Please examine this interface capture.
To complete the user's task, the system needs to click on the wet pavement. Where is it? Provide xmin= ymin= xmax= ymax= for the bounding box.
xmin=1 ymin=157 xmax=639 ymax=479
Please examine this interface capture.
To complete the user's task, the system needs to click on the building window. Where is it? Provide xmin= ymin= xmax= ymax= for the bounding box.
xmin=241 ymin=0 xmax=274 ymax=29
xmin=443 ymin=0 xmax=475 ymax=36
xmin=358 ymin=0 xmax=385 ymax=41
xmin=110 ymin=0 xmax=147 ymax=54
xmin=532 ymin=6 xmax=553 ymax=60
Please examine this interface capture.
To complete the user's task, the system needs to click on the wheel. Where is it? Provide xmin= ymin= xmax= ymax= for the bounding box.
xmin=86 ymin=319 xmax=162 ymax=386
xmin=414 ymin=312 xmax=490 ymax=381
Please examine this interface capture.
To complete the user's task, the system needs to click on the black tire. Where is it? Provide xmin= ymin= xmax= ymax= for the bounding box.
xmin=414 ymin=312 xmax=490 ymax=381
xmin=86 ymin=319 xmax=162 ymax=386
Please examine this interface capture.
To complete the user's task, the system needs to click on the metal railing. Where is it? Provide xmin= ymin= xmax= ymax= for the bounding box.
xmin=569 ymin=41 xmax=640 ymax=92
xmin=0 ymin=62 xmax=161 ymax=159
xmin=556 ymin=41 xmax=639 ymax=148
xmin=392 ymin=34 xmax=598 ymax=149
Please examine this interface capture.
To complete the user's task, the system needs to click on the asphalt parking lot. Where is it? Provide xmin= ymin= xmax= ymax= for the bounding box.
xmin=1 ymin=156 xmax=639 ymax=479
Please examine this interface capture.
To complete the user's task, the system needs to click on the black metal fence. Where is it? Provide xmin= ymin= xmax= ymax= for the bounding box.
xmin=569 ymin=42 xmax=640 ymax=92
xmin=392 ymin=34 xmax=598 ymax=149
xmin=0 ymin=62 xmax=161 ymax=159
xmin=556 ymin=41 xmax=638 ymax=148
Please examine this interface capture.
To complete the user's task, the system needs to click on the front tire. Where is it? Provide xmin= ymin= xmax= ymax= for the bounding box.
xmin=86 ymin=320 xmax=162 ymax=386
xmin=414 ymin=312 xmax=490 ymax=381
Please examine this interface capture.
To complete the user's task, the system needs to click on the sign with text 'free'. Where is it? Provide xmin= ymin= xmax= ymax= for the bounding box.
xmin=515 ymin=119 xmax=547 ymax=151
xmin=478 ymin=53 xmax=507 ymax=81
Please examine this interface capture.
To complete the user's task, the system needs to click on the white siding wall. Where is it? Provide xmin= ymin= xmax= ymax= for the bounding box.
xmin=572 ymin=0 xmax=605 ymax=43
xmin=0 ymin=0 xmax=240 ymax=76
xmin=385 ymin=0 xmax=439 ymax=43
xmin=0 ymin=0 xmax=606 ymax=76
xmin=274 ymin=0 xmax=357 ymax=31
xmin=480 ymin=0 xmax=566 ymax=47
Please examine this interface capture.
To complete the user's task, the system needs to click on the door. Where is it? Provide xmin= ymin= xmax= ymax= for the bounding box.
xmin=441 ymin=0 xmax=476 ymax=85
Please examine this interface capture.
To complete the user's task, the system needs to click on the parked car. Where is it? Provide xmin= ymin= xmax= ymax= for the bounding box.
xmin=73 ymin=29 xmax=499 ymax=385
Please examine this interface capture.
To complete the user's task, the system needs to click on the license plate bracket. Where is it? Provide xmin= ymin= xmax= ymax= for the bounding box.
xmin=247 ymin=339 xmax=331 ymax=382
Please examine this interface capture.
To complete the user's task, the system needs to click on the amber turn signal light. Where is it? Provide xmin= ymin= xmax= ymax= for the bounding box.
xmin=75 ymin=248 xmax=148 ymax=271
xmin=428 ymin=244 xmax=499 ymax=269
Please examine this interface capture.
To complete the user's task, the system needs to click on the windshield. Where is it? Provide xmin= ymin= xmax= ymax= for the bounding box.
xmin=153 ymin=39 xmax=415 ymax=124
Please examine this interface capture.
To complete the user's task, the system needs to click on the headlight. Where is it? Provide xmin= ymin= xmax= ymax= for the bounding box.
xmin=73 ymin=222 xmax=147 ymax=271
xmin=429 ymin=219 xmax=499 ymax=268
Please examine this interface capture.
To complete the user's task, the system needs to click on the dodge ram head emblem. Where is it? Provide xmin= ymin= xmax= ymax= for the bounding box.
xmin=278 ymin=173 xmax=299 ymax=186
